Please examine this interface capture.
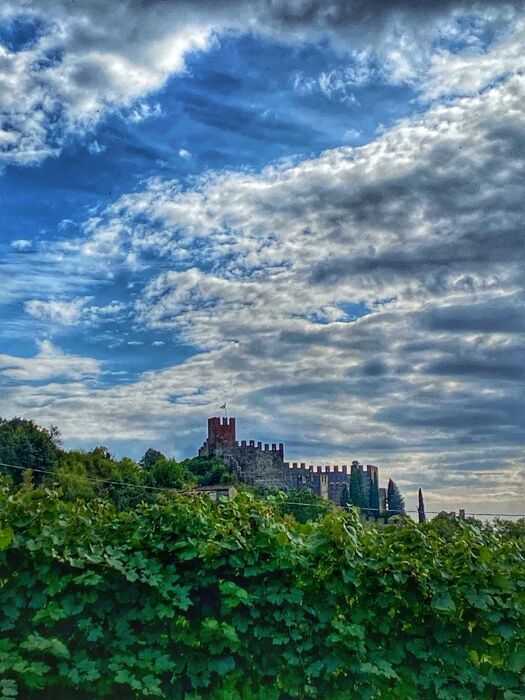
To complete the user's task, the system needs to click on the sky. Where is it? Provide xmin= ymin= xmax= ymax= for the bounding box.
xmin=1 ymin=0 xmax=524 ymax=516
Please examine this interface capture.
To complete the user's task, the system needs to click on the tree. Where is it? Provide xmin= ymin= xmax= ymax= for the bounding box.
xmin=418 ymin=488 xmax=426 ymax=523
xmin=277 ymin=488 xmax=333 ymax=524
xmin=0 ymin=417 xmax=61 ymax=485
xmin=182 ymin=456 xmax=237 ymax=486
xmin=369 ymin=469 xmax=380 ymax=515
xmin=140 ymin=448 xmax=164 ymax=469
xmin=350 ymin=462 xmax=367 ymax=509
xmin=340 ymin=483 xmax=350 ymax=510
xmin=387 ymin=479 xmax=405 ymax=516
xmin=144 ymin=457 xmax=189 ymax=490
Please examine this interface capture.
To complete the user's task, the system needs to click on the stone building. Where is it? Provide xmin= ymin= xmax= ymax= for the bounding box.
xmin=198 ymin=415 xmax=383 ymax=507
xmin=198 ymin=417 xmax=285 ymax=489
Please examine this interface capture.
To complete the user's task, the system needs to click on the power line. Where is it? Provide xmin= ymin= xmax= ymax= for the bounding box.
xmin=283 ymin=502 xmax=524 ymax=517
xmin=0 ymin=461 xmax=524 ymax=518
xmin=0 ymin=461 xmax=188 ymax=494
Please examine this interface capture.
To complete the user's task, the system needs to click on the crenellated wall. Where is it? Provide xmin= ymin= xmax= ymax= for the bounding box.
xmin=198 ymin=416 xmax=382 ymax=504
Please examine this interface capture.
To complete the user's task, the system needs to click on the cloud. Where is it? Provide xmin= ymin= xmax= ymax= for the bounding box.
xmin=10 ymin=239 xmax=32 ymax=251
xmin=87 ymin=139 xmax=106 ymax=155
xmin=1 ymin=0 xmax=523 ymax=166
xmin=0 ymin=340 xmax=100 ymax=381
xmin=24 ymin=296 xmax=126 ymax=326
xmin=2 ymin=68 xmax=525 ymax=513
xmin=125 ymin=101 xmax=164 ymax=124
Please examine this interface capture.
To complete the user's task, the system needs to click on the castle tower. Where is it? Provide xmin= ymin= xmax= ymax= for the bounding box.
xmin=208 ymin=416 xmax=236 ymax=447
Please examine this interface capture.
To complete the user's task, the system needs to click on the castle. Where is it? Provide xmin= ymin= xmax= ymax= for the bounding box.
xmin=198 ymin=416 xmax=386 ymax=508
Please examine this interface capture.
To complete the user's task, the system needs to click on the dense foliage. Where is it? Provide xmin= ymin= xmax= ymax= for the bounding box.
xmin=0 ymin=418 xmax=60 ymax=484
xmin=276 ymin=488 xmax=335 ymax=523
xmin=0 ymin=417 xmax=236 ymax=509
xmin=0 ymin=481 xmax=523 ymax=699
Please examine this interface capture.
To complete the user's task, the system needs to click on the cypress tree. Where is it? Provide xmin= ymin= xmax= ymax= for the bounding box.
xmin=340 ymin=483 xmax=350 ymax=510
xmin=387 ymin=479 xmax=406 ymax=516
xmin=369 ymin=469 xmax=380 ymax=515
xmin=350 ymin=463 xmax=367 ymax=509
xmin=418 ymin=488 xmax=426 ymax=523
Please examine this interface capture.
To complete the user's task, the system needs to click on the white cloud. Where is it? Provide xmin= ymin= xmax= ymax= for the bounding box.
xmin=24 ymin=296 xmax=126 ymax=325
xmin=87 ymin=139 xmax=106 ymax=154
xmin=343 ymin=128 xmax=361 ymax=141
xmin=125 ymin=101 xmax=164 ymax=124
xmin=421 ymin=18 xmax=525 ymax=101
xmin=25 ymin=297 xmax=91 ymax=325
xmin=10 ymin=239 xmax=32 ymax=250
xmin=1 ymin=0 xmax=522 ymax=166
xmin=3 ymin=69 xmax=525 ymax=513
xmin=178 ymin=148 xmax=192 ymax=160
xmin=0 ymin=340 xmax=100 ymax=381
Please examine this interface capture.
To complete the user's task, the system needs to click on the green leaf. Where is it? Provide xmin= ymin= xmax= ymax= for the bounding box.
xmin=431 ymin=592 xmax=456 ymax=613
xmin=0 ymin=528 xmax=14 ymax=551
xmin=508 ymin=649 xmax=525 ymax=673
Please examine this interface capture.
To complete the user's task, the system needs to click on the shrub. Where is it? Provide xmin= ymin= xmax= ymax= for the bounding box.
xmin=0 ymin=481 xmax=523 ymax=699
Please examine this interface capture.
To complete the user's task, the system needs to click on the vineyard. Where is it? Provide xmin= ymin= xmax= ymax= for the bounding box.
xmin=0 ymin=480 xmax=524 ymax=699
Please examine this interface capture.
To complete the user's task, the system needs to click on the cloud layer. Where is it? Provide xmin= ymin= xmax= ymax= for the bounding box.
xmin=1 ymin=0 xmax=523 ymax=165
xmin=3 ymin=67 xmax=524 ymax=514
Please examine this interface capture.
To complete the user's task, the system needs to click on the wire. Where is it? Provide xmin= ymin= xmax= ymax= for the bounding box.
xmin=0 ymin=461 xmax=192 ymax=494
xmin=0 ymin=461 xmax=524 ymax=518
xmin=283 ymin=502 xmax=525 ymax=517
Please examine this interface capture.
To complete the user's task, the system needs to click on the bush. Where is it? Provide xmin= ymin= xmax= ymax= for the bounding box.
xmin=0 ymin=481 xmax=523 ymax=699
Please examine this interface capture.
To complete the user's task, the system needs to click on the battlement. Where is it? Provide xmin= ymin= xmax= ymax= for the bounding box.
xmin=199 ymin=416 xmax=383 ymax=506
xmin=235 ymin=440 xmax=284 ymax=454
xmin=208 ymin=416 xmax=236 ymax=446
xmin=285 ymin=462 xmax=350 ymax=474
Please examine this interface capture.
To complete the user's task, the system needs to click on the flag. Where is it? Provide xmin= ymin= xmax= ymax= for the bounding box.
xmin=219 ymin=403 xmax=226 ymax=409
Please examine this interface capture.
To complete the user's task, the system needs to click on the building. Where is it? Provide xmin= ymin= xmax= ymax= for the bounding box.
xmin=198 ymin=416 xmax=384 ymax=509
xmin=198 ymin=417 xmax=285 ymax=489
xmin=194 ymin=485 xmax=238 ymax=501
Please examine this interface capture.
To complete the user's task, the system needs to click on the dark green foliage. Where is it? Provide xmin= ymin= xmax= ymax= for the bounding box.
xmin=51 ymin=448 xmax=149 ymax=510
xmin=140 ymin=448 xmax=165 ymax=469
xmin=369 ymin=470 xmax=380 ymax=514
xmin=418 ymin=488 xmax=426 ymax=523
xmin=340 ymin=483 xmax=350 ymax=510
xmin=277 ymin=488 xmax=334 ymax=523
xmin=0 ymin=481 xmax=523 ymax=699
xmin=349 ymin=462 xmax=367 ymax=509
xmin=387 ymin=478 xmax=405 ymax=516
xmin=183 ymin=456 xmax=237 ymax=487
xmin=143 ymin=457 xmax=189 ymax=490
xmin=0 ymin=417 xmax=61 ymax=485
xmin=41 ymin=436 xmax=234 ymax=510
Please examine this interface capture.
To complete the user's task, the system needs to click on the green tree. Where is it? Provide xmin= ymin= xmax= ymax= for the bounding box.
xmin=144 ymin=457 xmax=189 ymax=490
xmin=387 ymin=478 xmax=405 ymax=516
xmin=418 ymin=488 xmax=426 ymax=523
xmin=183 ymin=456 xmax=237 ymax=486
xmin=0 ymin=417 xmax=61 ymax=485
xmin=350 ymin=462 xmax=367 ymax=509
xmin=140 ymin=448 xmax=165 ymax=469
xmin=278 ymin=488 xmax=333 ymax=523
xmin=369 ymin=469 xmax=380 ymax=515
xmin=340 ymin=483 xmax=350 ymax=510
xmin=51 ymin=447 xmax=149 ymax=509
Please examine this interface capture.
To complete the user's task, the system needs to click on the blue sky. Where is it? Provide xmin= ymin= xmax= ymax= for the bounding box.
xmin=1 ymin=0 xmax=524 ymax=515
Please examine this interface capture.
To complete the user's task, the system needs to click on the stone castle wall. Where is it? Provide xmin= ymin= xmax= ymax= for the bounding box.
xmin=210 ymin=442 xmax=286 ymax=489
xmin=198 ymin=416 xmax=380 ymax=505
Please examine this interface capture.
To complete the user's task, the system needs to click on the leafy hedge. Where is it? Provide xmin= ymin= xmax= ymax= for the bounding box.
xmin=0 ymin=483 xmax=523 ymax=699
